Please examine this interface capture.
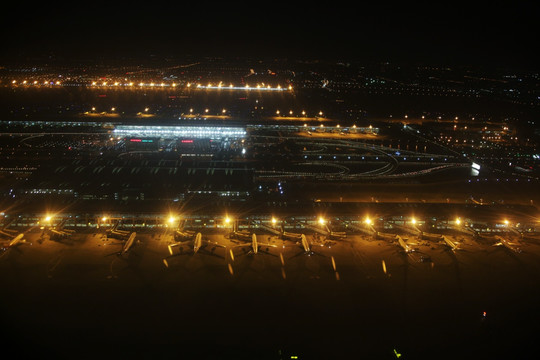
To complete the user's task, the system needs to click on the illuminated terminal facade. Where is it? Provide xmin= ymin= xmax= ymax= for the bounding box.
xmin=113 ymin=125 xmax=247 ymax=140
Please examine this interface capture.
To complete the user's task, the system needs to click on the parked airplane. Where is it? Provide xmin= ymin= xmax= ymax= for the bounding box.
xmin=396 ymin=235 xmax=412 ymax=253
xmin=494 ymin=235 xmax=522 ymax=253
xmin=229 ymin=233 xmax=278 ymax=260
xmin=174 ymin=228 xmax=196 ymax=241
xmin=121 ymin=232 xmax=137 ymax=255
xmin=41 ymin=218 xmax=75 ymax=239
xmin=441 ymin=236 xmax=460 ymax=251
xmin=0 ymin=220 xmax=33 ymax=251
xmin=300 ymin=234 xmax=312 ymax=254
xmin=106 ymin=221 xmax=131 ymax=239
xmin=283 ymin=234 xmax=325 ymax=257
xmin=106 ymin=232 xmax=137 ymax=257
xmin=1 ymin=232 xmax=27 ymax=251
xmin=169 ymin=219 xmax=196 ymax=240
xmin=167 ymin=232 xmax=226 ymax=256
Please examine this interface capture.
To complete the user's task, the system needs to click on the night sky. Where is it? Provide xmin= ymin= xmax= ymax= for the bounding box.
xmin=1 ymin=2 xmax=538 ymax=68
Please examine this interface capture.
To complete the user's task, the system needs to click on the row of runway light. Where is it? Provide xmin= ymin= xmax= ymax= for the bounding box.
xmin=9 ymin=80 xmax=292 ymax=91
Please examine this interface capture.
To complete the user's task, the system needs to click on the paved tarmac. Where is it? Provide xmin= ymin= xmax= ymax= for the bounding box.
xmin=1 ymin=228 xmax=540 ymax=359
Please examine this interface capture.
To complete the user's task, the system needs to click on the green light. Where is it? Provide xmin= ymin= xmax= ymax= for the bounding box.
xmin=394 ymin=349 xmax=402 ymax=358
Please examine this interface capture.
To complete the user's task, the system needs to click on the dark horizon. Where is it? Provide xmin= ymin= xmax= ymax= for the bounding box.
xmin=1 ymin=3 xmax=538 ymax=69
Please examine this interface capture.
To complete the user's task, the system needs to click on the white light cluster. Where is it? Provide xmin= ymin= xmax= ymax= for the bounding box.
xmin=113 ymin=125 xmax=246 ymax=139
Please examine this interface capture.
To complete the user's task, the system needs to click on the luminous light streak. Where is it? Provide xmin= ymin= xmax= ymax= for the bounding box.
xmin=197 ymin=85 xmax=289 ymax=91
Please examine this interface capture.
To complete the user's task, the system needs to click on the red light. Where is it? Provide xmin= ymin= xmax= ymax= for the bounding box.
xmin=130 ymin=139 xmax=142 ymax=142
xmin=181 ymin=140 xmax=193 ymax=143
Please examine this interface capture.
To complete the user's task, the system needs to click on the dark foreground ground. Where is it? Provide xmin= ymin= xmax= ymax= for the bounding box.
xmin=1 ymin=229 xmax=540 ymax=360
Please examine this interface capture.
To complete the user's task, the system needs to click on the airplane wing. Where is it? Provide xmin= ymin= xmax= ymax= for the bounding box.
xmin=168 ymin=240 xmax=194 ymax=255
xmin=203 ymin=239 xmax=226 ymax=248
xmin=0 ymin=228 xmax=18 ymax=237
